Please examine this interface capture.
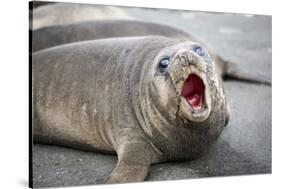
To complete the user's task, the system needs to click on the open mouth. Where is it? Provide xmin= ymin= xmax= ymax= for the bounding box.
xmin=181 ymin=74 xmax=205 ymax=110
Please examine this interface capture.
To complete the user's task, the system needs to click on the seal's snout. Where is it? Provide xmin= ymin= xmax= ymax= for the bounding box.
xmin=169 ymin=49 xmax=212 ymax=123
xmin=182 ymin=74 xmax=205 ymax=110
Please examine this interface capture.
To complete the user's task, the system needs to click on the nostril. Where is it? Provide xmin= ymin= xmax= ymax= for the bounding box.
xmin=177 ymin=50 xmax=197 ymax=66
xmin=178 ymin=55 xmax=189 ymax=67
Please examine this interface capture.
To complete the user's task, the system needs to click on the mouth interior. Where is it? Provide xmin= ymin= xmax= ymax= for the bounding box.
xmin=182 ymin=74 xmax=205 ymax=110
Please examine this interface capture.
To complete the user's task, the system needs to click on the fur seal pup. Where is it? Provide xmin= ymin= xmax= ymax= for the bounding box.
xmin=32 ymin=20 xmax=270 ymax=85
xmin=32 ymin=36 xmax=229 ymax=183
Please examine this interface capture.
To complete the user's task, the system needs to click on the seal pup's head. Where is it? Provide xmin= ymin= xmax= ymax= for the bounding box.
xmin=133 ymin=38 xmax=229 ymax=159
xmin=139 ymin=40 xmax=229 ymax=159
xmin=148 ymin=41 xmax=229 ymax=125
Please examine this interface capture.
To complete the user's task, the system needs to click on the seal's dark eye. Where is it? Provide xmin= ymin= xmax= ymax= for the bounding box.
xmin=159 ymin=58 xmax=170 ymax=69
xmin=193 ymin=46 xmax=206 ymax=56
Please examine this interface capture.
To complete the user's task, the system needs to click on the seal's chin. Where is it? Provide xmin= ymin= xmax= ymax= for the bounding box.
xmin=182 ymin=74 xmax=205 ymax=110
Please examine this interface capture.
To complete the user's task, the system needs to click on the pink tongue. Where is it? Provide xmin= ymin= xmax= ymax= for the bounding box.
xmin=187 ymin=93 xmax=202 ymax=110
xmin=181 ymin=74 xmax=204 ymax=110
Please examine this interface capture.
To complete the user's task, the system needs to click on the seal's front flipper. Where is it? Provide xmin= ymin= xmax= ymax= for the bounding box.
xmin=105 ymin=139 xmax=160 ymax=184
xmin=215 ymin=55 xmax=271 ymax=85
